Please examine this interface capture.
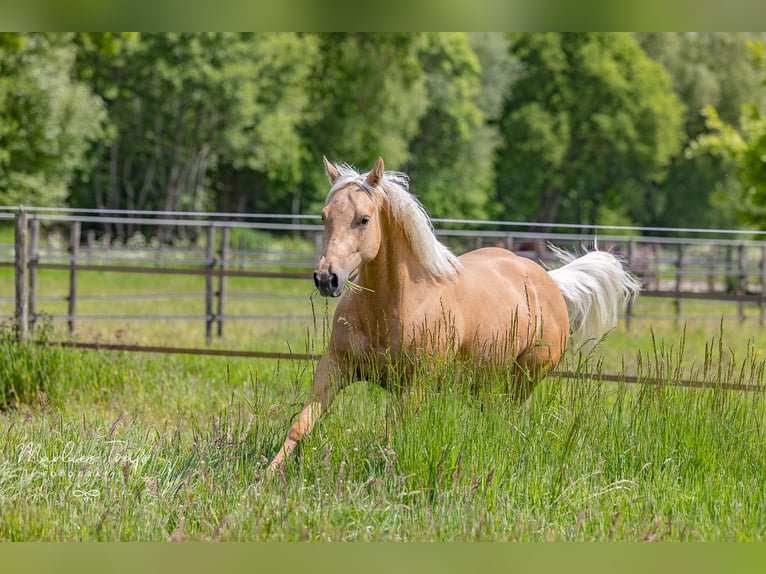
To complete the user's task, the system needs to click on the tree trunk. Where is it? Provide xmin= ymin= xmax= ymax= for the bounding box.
xmin=192 ymin=142 xmax=212 ymax=213
xmin=107 ymin=136 xmax=124 ymax=238
xmin=533 ymin=186 xmax=563 ymax=226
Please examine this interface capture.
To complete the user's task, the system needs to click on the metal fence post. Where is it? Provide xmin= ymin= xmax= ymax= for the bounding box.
xmin=205 ymin=224 xmax=216 ymax=345
xmin=738 ymin=243 xmax=747 ymax=322
xmin=14 ymin=208 xmax=28 ymax=342
xmin=68 ymin=221 xmax=80 ymax=335
xmin=760 ymin=245 xmax=766 ymax=327
xmin=626 ymin=239 xmax=635 ymax=332
xmin=674 ymin=243 xmax=684 ymax=323
xmin=217 ymin=226 xmax=230 ymax=338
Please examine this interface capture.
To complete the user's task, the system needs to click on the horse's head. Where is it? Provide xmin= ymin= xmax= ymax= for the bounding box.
xmin=314 ymin=156 xmax=385 ymax=297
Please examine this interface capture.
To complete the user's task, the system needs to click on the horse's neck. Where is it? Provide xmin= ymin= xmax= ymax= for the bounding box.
xmin=357 ymin=223 xmax=428 ymax=309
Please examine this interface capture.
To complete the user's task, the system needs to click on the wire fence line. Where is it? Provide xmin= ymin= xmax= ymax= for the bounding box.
xmin=4 ymin=204 xmax=766 ymax=239
xmin=5 ymin=206 xmax=766 ymax=350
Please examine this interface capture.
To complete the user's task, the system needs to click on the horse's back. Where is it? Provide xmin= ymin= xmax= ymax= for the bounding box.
xmin=448 ymin=247 xmax=569 ymax=368
xmin=458 ymin=246 xmax=547 ymax=279
xmin=456 ymin=247 xmax=559 ymax=303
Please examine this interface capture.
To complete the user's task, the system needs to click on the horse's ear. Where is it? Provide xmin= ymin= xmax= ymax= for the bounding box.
xmin=323 ymin=156 xmax=341 ymax=184
xmin=366 ymin=156 xmax=385 ymax=188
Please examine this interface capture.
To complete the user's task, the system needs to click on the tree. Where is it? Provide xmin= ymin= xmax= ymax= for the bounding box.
xmin=296 ymin=33 xmax=430 ymax=213
xmin=0 ymin=33 xmax=105 ymax=206
xmin=493 ymin=33 xmax=685 ymax=226
xmin=70 ymin=33 xmax=319 ymax=237
xmin=67 ymin=33 xmax=518 ymax=224
xmin=687 ymin=37 xmax=766 ymax=229
xmin=403 ymin=33 xmax=510 ymax=220
xmin=298 ymin=33 xmax=512 ymax=220
xmin=210 ymin=33 xmax=319 ymax=216
xmin=636 ymin=32 xmax=766 ymax=229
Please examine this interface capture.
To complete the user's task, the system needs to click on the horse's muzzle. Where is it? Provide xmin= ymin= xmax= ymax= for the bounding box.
xmin=314 ymin=270 xmax=341 ymax=297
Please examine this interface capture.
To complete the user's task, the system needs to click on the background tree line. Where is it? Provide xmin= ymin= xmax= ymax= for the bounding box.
xmin=1 ymin=32 xmax=766 ymax=238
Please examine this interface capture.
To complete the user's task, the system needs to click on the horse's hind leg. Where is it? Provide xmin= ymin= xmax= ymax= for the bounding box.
xmin=509 ymin=338 xmax=565 ymax=403
xmin=508 ymin=363 xmax=538 ymax=404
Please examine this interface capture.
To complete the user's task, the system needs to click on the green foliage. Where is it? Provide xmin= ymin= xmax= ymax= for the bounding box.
xmin=0 ymin=33 xmax=105 ymax=206
xmin=299 ymin=33 xmax=509 ymax=220
xmin=5 ymin=32 xmax=766 ymax=230
xmin=212 ymin=33 xmax=320 ymax=215
xmin=494 ymin=32 xmax=685 ymax=225
xmin=297 ymin=33 xmax=429 ymax=214
xmin=0 ymin=317 xmax=130 ymax=410
xmin=405 ymin=33 xmax=500 ymax=220
xmin=70 ymin=33 xmax=318 ymax=223
xmin=299 ymin=33 xmax=507 ymax=220
xmin=689 ymin=104 xmax=766 ymax=228
xmin=0 ymin=323 xmax=54 ymax=409
xmin=636 ymin=33 xmax=766 ymax=230
xmin=683 ymin=37 xmax=766 ymax=229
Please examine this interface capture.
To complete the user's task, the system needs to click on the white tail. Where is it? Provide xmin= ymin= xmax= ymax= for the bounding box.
xmin=547 ymin=247 xmax=641 ymax=347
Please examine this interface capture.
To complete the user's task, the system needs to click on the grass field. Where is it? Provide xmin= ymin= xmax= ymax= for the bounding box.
xmin=1 ymin=263 xmax=766 ymax=541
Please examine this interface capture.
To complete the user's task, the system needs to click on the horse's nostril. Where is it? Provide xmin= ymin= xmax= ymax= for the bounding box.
xmin=314 ymin=271 xmax=340 ymax=295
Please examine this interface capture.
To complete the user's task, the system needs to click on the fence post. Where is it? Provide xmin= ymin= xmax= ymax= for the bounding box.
xmin=674 ymin=243 xmax=684 ymax=323
xmin=217 ymin=226 xmax=230 ymax=338
xmin=29 ymin=217 xmax=40 ymax=333
xmin=738 ymin=243 xmax=747 ymax=322
xmin=14 ymin=208 xmax=28 ymax=343
xmin=708 ymin=244 xmax=718 ymax=293
xmin=86 ymin=229 xmax=96 ymax=262
xmin=205 ymin=224 xmax=216 ymax=345
xmin=650 ymin=243 xmax=660 ymax=291
xmin=626 ymin=239 xmax=635 ymax=331
xmin=761 ymin=245 xmax=766 ymax=327
xmin=68 ymin=221 xmax=80 ymax=335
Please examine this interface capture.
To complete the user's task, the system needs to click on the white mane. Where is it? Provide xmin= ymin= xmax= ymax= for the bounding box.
xmin=327 ymin=163 xmax=462 ymax=279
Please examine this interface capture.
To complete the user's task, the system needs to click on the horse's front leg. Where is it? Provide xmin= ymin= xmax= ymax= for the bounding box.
xmin=267 ymin=354 xmax=345 ymax=473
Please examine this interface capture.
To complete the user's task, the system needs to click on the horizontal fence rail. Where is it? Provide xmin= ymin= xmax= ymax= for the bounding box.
xmin=5 ymin=206 xmax=766 ymax=356
xmin=28 ymin=340 xmax=766 ymax=393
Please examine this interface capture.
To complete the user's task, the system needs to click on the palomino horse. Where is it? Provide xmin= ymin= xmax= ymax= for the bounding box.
xmin=267 ymin=156 xmax=640 ymax=471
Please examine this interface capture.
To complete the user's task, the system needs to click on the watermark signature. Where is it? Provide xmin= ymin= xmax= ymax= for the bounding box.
xmin=17 ymin=440 xmax=152 ymax=467
xmin=72 ymin=489 xmax=101 ymax=502
xmin=14 ymin=440 xmax=155 ymax=503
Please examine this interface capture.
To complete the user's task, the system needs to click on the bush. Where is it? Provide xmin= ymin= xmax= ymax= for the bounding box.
xmin=0 ymin=318 xmax=131 ymax=410
xmin=0 ymin=319 xmax=63 ymax=409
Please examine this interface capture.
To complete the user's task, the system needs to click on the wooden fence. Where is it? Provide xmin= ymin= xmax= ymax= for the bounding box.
xmin=5 ymin=211 xmax=317 ymax=345
xmin=5 ymin=207 xmax=766 ymax=349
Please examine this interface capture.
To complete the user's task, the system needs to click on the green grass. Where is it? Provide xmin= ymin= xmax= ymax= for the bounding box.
xmin=1 ymin=263 xmax=766 ymax=540
xmin=1 ymin=317 xmax=765 ymax=541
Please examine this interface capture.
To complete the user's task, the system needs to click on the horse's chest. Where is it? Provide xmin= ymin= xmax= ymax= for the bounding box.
xmin=353 ymin=316 xmax=405 ymax=353
xmin=333 ymin=306 xmax=402 ymax=350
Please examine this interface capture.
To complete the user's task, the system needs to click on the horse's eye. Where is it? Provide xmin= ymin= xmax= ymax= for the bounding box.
xmin=359 ymin=215 xmax=371 ymax=226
